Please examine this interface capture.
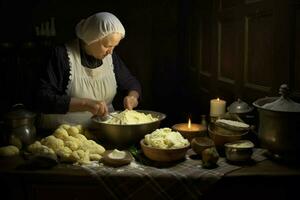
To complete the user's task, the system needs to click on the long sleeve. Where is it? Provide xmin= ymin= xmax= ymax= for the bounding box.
xmin=112 ymin=53 xmax=142 ymax=97
xmin=36 ymin=45 xmax=71 ymax=114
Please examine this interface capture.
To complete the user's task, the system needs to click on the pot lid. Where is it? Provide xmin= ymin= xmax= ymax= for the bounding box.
xmin=5 ymin=104 xmax=36 ymax=120
xmin=227 ymin=98 xmax=253 ymax=114
xmin=253 ymin=84 xmax=300 ymax=112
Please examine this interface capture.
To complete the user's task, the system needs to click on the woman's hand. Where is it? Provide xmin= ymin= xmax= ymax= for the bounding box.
xmin=123 ymin=90 xmax=139 ymax=110
xmin=69 ymin=98 xmax=108 ymax=116
xmin=88 ymin=100 xmax=108 ymax=116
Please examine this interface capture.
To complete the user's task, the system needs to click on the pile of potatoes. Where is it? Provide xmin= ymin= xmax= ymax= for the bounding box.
xmin=27 ymin=124 xmax=105 ymax=165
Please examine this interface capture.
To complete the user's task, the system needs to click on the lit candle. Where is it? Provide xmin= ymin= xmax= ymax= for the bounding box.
xmin=210 ymin=98 xmax=226 ymax=117
xmin=172 ymin=118 xmax=207 ymax=142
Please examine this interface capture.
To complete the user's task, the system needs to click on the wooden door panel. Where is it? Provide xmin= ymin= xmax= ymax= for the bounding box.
xmin=217 ymin=14 xmax=238 ymax=84
xmin=189 ymin=0 xmax=213 ymax=97
xmin=244 ymin=10 xmax=274 ymax=92
xmin=197 ymin=21 xmax=212 ymax=98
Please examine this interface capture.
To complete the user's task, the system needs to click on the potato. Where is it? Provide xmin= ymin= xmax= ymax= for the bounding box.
xmin=202 ymin=147 xmax=219 ymax=168
xmin=0 ymin=145 xmax=19 ymax=157
xmin=53 ymin=127 xmax=69 ymax=140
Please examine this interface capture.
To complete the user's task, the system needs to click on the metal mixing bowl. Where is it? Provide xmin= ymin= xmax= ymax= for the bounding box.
xmin=90 ymin=110 xmax=166 ymax=149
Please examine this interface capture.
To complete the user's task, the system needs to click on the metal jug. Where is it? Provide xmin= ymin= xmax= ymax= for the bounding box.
xmin=3 ymin=104 xmax=36 ymax=149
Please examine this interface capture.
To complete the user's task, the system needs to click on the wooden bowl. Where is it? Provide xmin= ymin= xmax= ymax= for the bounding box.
xmin=140 ymin=139 xmax=190 ymax=162
xmin=208 ymin=123 xmax=248 ymax=150
xmin=101 ymin=150 xmax=133 ymax=167
xmin=191 ymin=137 xmax=215 ymax=156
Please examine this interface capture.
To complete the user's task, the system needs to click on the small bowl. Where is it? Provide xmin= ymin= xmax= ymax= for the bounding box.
xmin=140 ymin=139 xmax=190 ymax=162
xmin=191 ymin=137 xmax=215 ymax=156
xmin=224 ymin=140 xmax=254 ymax=162
xmin=101 ymin=150 xmax=133 ymax=167
xmin=208 ymin=123 xmax=248 ymax=150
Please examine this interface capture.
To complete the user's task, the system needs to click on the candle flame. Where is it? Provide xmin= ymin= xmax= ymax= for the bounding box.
xmin=188 ymin=118 xmax=191 ymax=128
xmin=217 ymin=98 xmax=220 ymax=101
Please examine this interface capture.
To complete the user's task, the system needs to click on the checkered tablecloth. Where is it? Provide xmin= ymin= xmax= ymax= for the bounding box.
xmin=80 ymin=148 xmax=267 ymax=200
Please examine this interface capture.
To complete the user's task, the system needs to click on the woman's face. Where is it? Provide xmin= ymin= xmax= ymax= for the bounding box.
xmin=84 ymin=33 xmax=123 ymax=59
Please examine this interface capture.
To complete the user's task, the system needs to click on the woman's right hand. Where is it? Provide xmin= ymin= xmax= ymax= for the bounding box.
xmin=89 ymin=100 xmax=108 ymax=116
xmin=69 ymin=98 xmax=108 ymax=117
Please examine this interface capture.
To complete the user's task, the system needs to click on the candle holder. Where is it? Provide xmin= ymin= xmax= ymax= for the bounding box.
xmin=172 ymin=123 xmax=207 ymax=142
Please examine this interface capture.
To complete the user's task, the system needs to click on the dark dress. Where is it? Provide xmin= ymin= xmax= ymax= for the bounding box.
xmin=36 ymin=43 xmax=141 ymax=114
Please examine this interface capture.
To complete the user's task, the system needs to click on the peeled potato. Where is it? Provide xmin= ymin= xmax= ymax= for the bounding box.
xmin=0 ymin=145 xmax=19 ymax=157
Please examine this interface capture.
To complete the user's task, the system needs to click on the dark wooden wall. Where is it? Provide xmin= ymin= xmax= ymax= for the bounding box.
xmin=183 ymin=0 xmax=300 ymax=119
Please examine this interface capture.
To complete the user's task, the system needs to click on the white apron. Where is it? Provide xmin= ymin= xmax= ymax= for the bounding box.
xmin=40 ymin=39 xmax=117 ymax=129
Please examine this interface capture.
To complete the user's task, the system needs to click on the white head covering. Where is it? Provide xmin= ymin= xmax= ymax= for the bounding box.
xmin=75 ymin=12 xmax=125 ymax=45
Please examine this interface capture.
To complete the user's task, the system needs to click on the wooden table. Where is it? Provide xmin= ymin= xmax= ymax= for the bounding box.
xmin=1 ymin=149 xmax=300 ymax=200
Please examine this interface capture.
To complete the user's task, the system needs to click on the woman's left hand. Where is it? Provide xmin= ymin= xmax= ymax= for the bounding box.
xmin=123 ymin=95 xmax=138 ymax=110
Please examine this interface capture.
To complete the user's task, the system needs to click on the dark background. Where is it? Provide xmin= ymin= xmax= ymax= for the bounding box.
xmin=0 ymin=0 xmax=299 ymax=127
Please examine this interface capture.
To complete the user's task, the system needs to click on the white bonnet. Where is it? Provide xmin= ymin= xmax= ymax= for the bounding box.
xmin=75 ymin=12 xmax=125 ymax=45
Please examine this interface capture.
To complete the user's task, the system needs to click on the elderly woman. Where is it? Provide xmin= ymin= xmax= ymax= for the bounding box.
xmin=36 ymin=12 xmax=141 ymax=129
